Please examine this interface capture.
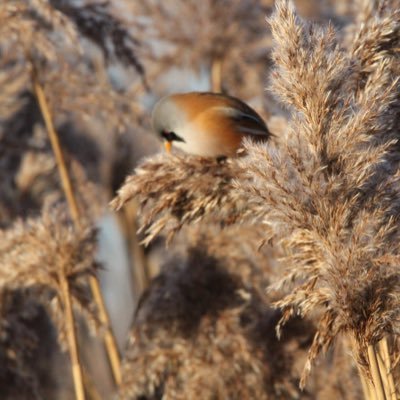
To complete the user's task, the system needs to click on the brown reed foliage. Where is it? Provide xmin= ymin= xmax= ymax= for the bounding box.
xmin=112 ymin=0 xmax=400 ymax=396
xmin=255 ymin=0 xmax=399 ymax=378
xmin=0 ymin=0 xmax=147 ymax=223
xmin=111 ymin=153 xmax=267 ymax=245
xmin=2 ymin=0 xmax=400 ymax=398
xmin=242 ymin=0 xmax=400 ymax=389
xmin=0 ymin=204 xmax=99 ymax=395
xmin=0 ymin=2 xmax=149 ymax=395
xmin=117 ymin=223 xmax=367 ymax=399
xmin=0 ymin=205 xmax=100 ymax=343
xmin=117 ymin=240 xmax=303 ymax=400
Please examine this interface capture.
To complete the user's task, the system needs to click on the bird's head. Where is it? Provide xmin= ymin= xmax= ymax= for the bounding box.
xmin=151 ymin=95 xmax=186 ymax=153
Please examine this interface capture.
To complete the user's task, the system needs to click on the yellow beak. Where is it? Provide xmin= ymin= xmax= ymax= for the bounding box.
xmin=164 ymin=141 xmax=172 ymax=153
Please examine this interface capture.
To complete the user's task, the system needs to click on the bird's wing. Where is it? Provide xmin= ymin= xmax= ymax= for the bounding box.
xmin=174 ymin=91 xmax=271 ymax=139
xmin=212 ymin=105 xmax=270 ymax=137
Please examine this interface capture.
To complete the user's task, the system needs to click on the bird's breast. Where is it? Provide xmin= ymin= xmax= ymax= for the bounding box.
xmin=173 ymin=118 xmax=243 ymax=157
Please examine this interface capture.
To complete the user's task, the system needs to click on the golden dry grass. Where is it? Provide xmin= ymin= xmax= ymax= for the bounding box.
xmin=1 ymin=0 xmax=399 ymax=399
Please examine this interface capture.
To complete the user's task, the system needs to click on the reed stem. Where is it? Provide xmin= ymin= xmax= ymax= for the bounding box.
xmin=33 ymin=73 xmax=122 ymax=389
xmin=59 ymin=273 xmax=86 ymax=400
xmin=378 ymin=338 xmax=397 ymax=400
xmin=122 ymin=202 xmax=150 ymax=300
xmin=367 ymin=344 xmax=387 ymax=400
xmin=211 ymin=58 xmax=223 ymax=92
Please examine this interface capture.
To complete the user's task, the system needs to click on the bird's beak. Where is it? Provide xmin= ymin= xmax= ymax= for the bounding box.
xmin=164 ymin=141 xmax=172 ymax=153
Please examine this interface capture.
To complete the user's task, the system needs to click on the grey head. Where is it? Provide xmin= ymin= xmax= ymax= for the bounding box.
xmin=151 ymin=95 xmax=186 ymax=145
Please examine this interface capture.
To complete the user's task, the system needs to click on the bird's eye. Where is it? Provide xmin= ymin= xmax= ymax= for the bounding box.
xmin=161 ymin=131 xmax=185 ymax=143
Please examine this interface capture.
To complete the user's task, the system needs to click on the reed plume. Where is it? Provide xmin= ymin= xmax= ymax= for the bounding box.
xmin=110 ymin=153 xmax=265 ymax=245
xmin=238 ymin=0 xmax=400 ymax=390
xmin=0 ymin=205 xmax=100 ymax=343
xmin=112 ymin=0 xmax=400 ymax=397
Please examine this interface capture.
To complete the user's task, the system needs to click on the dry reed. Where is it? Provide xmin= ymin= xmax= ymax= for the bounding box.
xmin=112 ymin=0 xmax=400 ymax=398
xmin=110 ymin=153 xmax=265 ymax=245
xmin=1 ymin=0 xmax=146 ymax=397
xmin=240 ymin=0 xmax=400 ymax=395
xmin=2 ymin=0 xmax=400 ymax=398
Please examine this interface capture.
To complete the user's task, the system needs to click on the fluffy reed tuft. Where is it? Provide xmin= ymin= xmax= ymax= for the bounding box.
xmin=118 ymin=228 xmax=366 ymax=399
xmin=238 ymin=0 xmax=400 ymax=387
xmin=118 ymin=244 xmax=312 ymax=400
xmin=0 ymin=204 xmax=100 ymax=347
xmin=0 ymin=0 xmax=146 ymax=221
xmin=110 ymin=153 xmax=263 ymax=245
xmin=112 ymin=0 xmax=400 ymax=395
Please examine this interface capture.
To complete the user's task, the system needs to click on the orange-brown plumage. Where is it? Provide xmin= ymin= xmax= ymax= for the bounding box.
xmin=152 ymin=92 xmax=270 ymax=157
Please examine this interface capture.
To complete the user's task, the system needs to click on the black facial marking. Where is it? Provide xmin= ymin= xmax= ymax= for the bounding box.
xmin=161 ymin=131 xmax=185 ymax=143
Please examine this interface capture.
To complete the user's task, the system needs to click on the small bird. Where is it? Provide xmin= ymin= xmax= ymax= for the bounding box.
xmin=151 ymin=92 xmax=271 ymax=157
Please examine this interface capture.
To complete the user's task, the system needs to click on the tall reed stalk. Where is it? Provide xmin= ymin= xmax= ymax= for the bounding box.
xmin=32 ymin=70 xmax=122 ymax=395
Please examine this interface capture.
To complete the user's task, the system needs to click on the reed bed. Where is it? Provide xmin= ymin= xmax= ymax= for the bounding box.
xmin=1 ymin=0 xmax=399 ymax=399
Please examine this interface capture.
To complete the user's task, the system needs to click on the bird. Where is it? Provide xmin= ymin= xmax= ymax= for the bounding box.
xmin=151 ymin=92 xmax=271 ymax=157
